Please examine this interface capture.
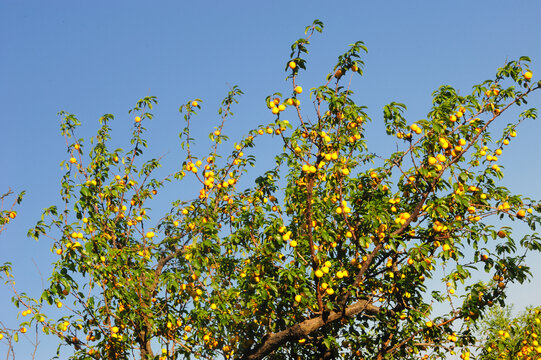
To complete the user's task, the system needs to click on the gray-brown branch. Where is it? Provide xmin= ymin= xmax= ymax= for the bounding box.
xmin=238 ymin=299 xmax=380 ymax=360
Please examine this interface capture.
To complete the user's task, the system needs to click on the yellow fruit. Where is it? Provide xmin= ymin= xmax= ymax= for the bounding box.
xmin=288 ymin=61 xmax=296 ymax=69
xmin=320 ymin=283 xmax=328 ymax=290
xmin=524 ymin=71 xmax=533 ymax=80
xmin=517 ymin=209 xmax=526 ymax=219
xmin=315 ymin=269 xmax=324 ymax=278
xmin=57 ymin=301 xmax=63 ymax=308
xmin=295 ymin=294 xmax=302 ymax=302
xmin=112 ymin=326 xmax=119 ymax=333
xmin=426 ymin=321 xmax=433 ymax=328
xmin=191 ymin=101 xmax=198 ymax=107
xmin=326 ymin=288 xmax=334 ymax=295
xmin=439 ymin=137 xmax=449 ymax=149
xmin=146 ymin=231 xmax=155 ymax=238
xmin=69 ymin=157 xmax=77 ymax=164
xmin=290 ymin=240 xmax=297 ymax=248
xmin=135 ymin=116 xmax=141 ymax=123
xmin=294 ymin=86 xmax=303 ymax=94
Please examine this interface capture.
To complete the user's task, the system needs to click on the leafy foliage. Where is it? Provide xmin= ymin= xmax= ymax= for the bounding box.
xmin=2 ymin=20 xmax=541 ymax=360
xmin=477 ymin=306 xmax=541 ymax=359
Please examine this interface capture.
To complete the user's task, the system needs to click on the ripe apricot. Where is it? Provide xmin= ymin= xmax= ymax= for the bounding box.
xmin=191 ymin=101 xmax=198 ymax=107
xmin=288 ymin=61 xmax=296 ymax=69
xmin=326 ymin=288 xmax=334 ymax=295
xmin=294 ymin=86 xmax=302 ymax=94
xmin=135 ymin=116 xmax=141 ymax=123
xmin=524 ymin=71 xmax=533 ymax=80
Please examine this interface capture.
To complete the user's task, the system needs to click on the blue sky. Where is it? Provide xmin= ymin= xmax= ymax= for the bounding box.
xmin=1 ymin=0 xmax=541 ymax=358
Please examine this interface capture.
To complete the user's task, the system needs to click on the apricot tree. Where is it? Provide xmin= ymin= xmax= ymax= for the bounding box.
xmin=477 ymin=305 xmax=541 ymax=359
xmin=4 ymin=20 xmax=541 ymax=360
xmin=0 ymin=188 xmax=25 ymax=356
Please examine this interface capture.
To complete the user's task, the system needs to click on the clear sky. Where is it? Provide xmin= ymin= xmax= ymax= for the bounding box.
xmin=1 ymin=0 xmax=541 ymax=358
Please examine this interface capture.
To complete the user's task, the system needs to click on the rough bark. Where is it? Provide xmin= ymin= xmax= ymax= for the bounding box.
xmin=239 ymin=299 xmax=379 ymax=360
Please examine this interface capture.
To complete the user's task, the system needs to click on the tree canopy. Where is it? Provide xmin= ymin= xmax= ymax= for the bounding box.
xmin=477 ymin=305 xmax=541 ymax=359
xmin=2 ymin=20 xmax=541 ymax=360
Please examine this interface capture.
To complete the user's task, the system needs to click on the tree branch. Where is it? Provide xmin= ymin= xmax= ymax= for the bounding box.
xmin=238 ymin=299 xmax=380 ymax=360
